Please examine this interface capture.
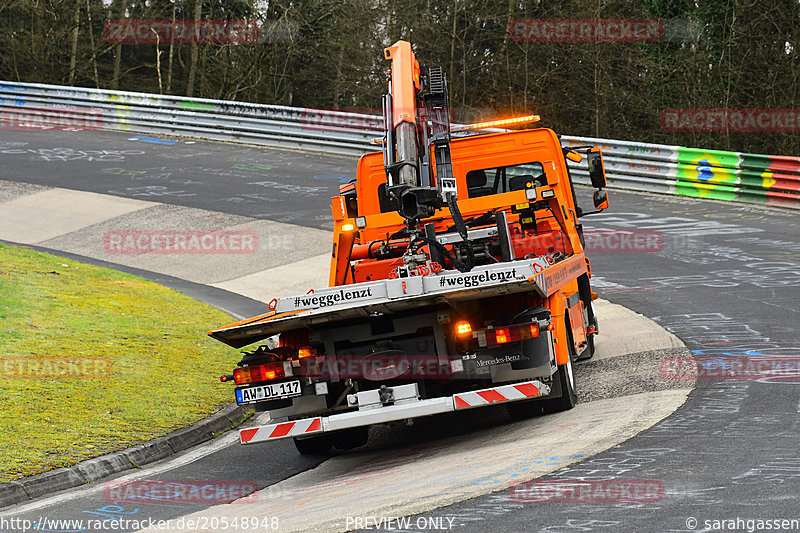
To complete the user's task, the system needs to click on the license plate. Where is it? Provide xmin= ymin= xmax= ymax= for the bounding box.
xmin=236 ymin=381 xmax=302 ymax=405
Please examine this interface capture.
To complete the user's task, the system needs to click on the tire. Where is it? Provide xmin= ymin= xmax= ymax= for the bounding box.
xmin=293 ymin=434 xmax=333 ymax=455
xmin=541 ymin=321 xmax=578 ymax=414
xmin=332 ymin=426 xmax=370 ymax=450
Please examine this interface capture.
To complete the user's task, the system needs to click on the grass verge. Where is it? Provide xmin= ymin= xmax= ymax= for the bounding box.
xmin=0 ymin=243 xmax=239 ymax=483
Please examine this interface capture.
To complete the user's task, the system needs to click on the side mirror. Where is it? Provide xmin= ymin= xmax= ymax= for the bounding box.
xmin=587 ymin=148 xmax=607 ymax=189
xmin=565 ymin=150 xmax=583 ymax=163
xmin=593 ymin=189 xmax=609 ymax=210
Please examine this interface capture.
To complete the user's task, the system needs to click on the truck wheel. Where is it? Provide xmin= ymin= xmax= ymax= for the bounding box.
xmin=541 ymin=323 xmax=578 ymax=414
xmin=293 ymin=434 xmax=333 ymax=455
xmin=332 ymin=426 xmax=370 ymax=450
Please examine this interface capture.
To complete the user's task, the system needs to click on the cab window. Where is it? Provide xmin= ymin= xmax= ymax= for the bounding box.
xmin=466 ymin=162 xmax=546 ymax=198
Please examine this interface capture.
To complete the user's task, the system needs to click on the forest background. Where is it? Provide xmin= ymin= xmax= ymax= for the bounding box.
xmin=1 ymin=0 xmax=798 ymax=154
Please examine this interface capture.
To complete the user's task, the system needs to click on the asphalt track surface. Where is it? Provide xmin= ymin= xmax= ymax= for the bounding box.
xmin=2 ymin=129 xmax=799 ymax=532
xmin=0 ymin=130 xmax=351 ymax=230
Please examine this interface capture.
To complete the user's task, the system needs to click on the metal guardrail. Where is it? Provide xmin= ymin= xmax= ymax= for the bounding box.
xmin=0 ymin=81 xmax=379 ymax=157
xmin=2 ymin=81 xmax=799 ymax=209
xmin=562 ymin=136 xmax=800 ymax=209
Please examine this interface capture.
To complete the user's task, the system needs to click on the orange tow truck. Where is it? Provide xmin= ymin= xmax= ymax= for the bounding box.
xmin=210 ymin=40 xmax=611 ymax=454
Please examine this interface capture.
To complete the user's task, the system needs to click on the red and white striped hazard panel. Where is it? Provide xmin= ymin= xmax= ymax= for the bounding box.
xmin=453 ymin=380 xmax=549 ymax=410
xmin=239 ymin=417 xmax=323 ymax=444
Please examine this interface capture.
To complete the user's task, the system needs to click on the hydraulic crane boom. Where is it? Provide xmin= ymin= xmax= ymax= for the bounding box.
xmin=381 ymin=40 xmax=457 ymax=224
xmin=383 ymin=41 xmax=421 ymax=187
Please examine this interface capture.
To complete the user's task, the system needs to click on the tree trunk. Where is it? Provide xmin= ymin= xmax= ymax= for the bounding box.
xmin=186 ymin=0 xmax=203 ymax=96
xmin=332 ymin=45 xmax=344 ymax=109
xmin=501 ymin=0 xmax=514 ymax=108
xmin=153 ymin=30 xmax=163 ymax=94
xmin=449 ymin=0 xmax=457 ymax=99
xmin=68 ymin=1 xmax=80 ymax=85
xmin=166 ymin=2 xmax=176 ymax=93
xmin=111 ymin=0 xmax=126 ymax=90
xmin=86 ymin=0 xmax=99 ymax=88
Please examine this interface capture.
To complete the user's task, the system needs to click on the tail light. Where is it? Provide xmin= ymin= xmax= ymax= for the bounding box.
xmin=455 ymin=320 xmax=472 ymax=337
xmin=234 ymin=361 xmax=293 ymax=384
xmin=475 ymin=322 xmax=541 ymax=348
xmin=494 ymin=328 xmax=510 ymax=344
xmin=297 ymin=346 xmax=317 ymax=359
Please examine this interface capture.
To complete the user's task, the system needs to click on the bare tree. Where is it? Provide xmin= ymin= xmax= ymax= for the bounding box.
xmin=111 ymin=0 xmax=127 ymax=90
xmin=166 ymin=1 xmax=176 ymax=93
xmin=186 ymin=0 xmax=202 ymax=96
xmin=85 ymin=0 xmax=99 ymax=87
xmin=68 ymin=0 xmax=81 ymax=84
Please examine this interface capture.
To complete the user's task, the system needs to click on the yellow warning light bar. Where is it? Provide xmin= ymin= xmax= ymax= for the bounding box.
xmin=454 ymin=114 xmax=541 ymax=132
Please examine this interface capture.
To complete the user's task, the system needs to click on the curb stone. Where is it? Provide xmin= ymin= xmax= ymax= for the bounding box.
xmin=0 ymin=483 xmax=28 ymax=509
xmin=0 ymin=404 xmax=253 ymax=510
xmin=124 ymin=438 xmax=174 ymax=468
xmin=75 ymin=452 xmax=134 ymax=483
xmin=20 ymin=468 xmax=87 ymax=501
